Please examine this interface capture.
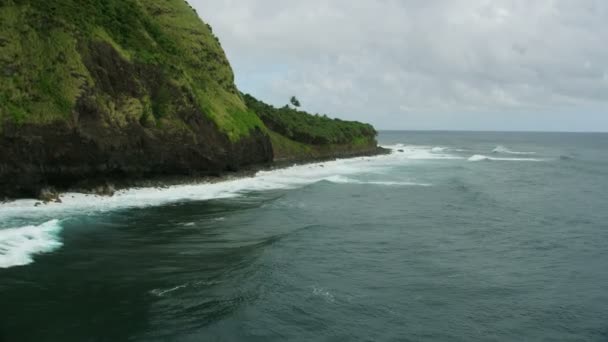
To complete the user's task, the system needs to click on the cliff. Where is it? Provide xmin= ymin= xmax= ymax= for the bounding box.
xmin=0 ymin=0 xmax=380 ymax=198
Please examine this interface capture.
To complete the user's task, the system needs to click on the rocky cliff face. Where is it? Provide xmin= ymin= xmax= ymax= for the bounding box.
xmin=0 ymin=118 xmax=273 ymax=198
xmin=0 ymin=0 xmax=273 ymax=197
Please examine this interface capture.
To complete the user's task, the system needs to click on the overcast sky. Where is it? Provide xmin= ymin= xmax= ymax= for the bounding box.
xmin=190 ymin=0 xmax=608 ymax=131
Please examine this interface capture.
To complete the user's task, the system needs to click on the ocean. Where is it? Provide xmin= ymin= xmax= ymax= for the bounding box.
xmin=1 ymin=131 xmax=607 ymax=341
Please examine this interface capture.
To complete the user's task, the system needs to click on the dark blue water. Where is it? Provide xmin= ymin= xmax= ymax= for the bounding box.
xmin=1 ymin=131 xmax=608 ymax=341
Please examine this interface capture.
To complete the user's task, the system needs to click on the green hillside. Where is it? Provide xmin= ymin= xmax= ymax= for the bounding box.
xmin=0 ymin=0 xmax=381 ymax=197
xmin=0 ymin=0 xmax=262 ymax=140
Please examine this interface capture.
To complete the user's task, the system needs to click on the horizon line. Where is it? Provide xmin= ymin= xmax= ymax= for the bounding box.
xmin=376 ymin=129 xmax=608 ymax=134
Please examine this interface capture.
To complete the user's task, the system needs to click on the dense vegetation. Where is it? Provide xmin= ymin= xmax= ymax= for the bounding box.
xmin=242 ymin=93 xmax=377 ymax=146
xmin=0 ymin=0 xmax=263 ymax=140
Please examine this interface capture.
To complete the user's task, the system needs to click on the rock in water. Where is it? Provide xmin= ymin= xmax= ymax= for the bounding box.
xmin=38 ymin=188 xmax=59 ymax=203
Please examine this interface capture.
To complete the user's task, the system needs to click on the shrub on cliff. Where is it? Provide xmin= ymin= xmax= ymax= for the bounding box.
xmin=242 ymin=93 xmax=376 ymax=146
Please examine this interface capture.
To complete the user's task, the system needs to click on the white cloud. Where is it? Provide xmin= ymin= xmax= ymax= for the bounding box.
xmin=190 ymin=0 xmax=608 ymax=131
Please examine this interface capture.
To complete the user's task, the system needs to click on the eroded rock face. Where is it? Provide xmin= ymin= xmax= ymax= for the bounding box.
xmin=0 ymin=0 xmax=279 ymax=199
xmin=0 ymin=119 xmax=273 ymax=198
xmin=0 ymin=41 xmax=273 ymax=198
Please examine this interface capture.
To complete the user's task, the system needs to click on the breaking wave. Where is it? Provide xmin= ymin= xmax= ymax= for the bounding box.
xmin=383 ymin=144 xmax=463 ymax=160
xmin=325 ymin=175 xmax=431 ymax=187
xmin=468 ymin=154 xmax=544 ymax=162
xmin=0 ymin=220 xmax=63 ymax=268
xmin=0 ymin=144 xmax=458 ymax=224
xmin=492 ymin=145 xmax=536 ymax=155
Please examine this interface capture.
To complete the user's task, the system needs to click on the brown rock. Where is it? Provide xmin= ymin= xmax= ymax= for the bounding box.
xmin=38 ymin=188 xmax=59 ymax=203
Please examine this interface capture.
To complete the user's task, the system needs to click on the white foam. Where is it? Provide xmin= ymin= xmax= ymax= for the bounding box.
xmin=469 ymin=155 xmax=492 ymax=162
xmin=468 ymin=154 xmax=544 ymax=162
xmin=492 ymin=145 xmax=536 ymax=155
xmin=0 ymin=144 xmax=455 ymax=224
xmin=0 ymin=220 xmax=63 ymax=268
xmin=312 ymin=286 xmax=335 ymax=303
xmin=382 ymin=144 xmax=463 ymax=160
xmin=325 ymin=175 xmax=431 ymax=187
xmin=149 ymin=284 xmax=188 ymax=297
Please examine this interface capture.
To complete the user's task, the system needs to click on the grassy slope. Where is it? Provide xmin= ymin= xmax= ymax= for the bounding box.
xmin=0 ymin=0 xmax=263 ymax=140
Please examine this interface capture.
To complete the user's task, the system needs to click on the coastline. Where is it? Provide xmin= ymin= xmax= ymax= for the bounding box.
xmin=0 ymin=146 xmax=390 ymax=203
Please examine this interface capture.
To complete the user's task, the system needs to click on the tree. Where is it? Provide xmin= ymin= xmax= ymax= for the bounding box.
xmin=290 ymin=96 xmax=301 ymax=108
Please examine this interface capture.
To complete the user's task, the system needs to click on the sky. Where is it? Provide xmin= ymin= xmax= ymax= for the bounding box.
xmin=189 ymin=0 xmax=608 ymax=131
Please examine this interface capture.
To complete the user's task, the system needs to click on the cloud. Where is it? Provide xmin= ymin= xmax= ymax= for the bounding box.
xmin=189 ymin=0 xmax=608 ymax=131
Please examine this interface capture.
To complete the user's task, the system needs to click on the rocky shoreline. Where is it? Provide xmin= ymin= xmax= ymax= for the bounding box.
xmin=0 ymin=146 xmax=389 ymax=203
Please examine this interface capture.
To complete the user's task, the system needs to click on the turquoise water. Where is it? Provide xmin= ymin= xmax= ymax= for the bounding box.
xmin=1 ymin=131 xmax=608 ymax=341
